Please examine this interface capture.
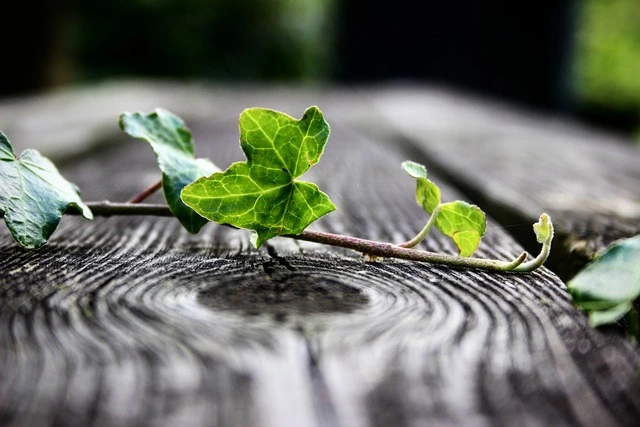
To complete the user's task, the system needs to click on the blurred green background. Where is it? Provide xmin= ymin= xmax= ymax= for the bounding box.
xmin=2 ymin=0 xmax=640 ymax=142
xmin=70 ymin=0 xmax=335 ymax=83
xmin=572 ymin=0 xmax=640 ymax=139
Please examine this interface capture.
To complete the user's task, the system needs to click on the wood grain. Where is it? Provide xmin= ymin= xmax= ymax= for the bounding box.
xmin=1 ymin=86 xmax=640 ymax=427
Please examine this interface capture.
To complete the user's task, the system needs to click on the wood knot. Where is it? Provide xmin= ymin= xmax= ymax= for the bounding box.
xmin=197 ymin=272 xmax=369 ymax=318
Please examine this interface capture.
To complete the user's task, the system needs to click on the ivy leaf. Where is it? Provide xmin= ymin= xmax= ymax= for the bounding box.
xmin=403 ymin=160 xmax=485 ymax=256
xmin=588 ymin=302 xmax=634 ymax=327
xmin=119 ymin=109 xmax=219 ymax=234
xmin=181 ymin=106 xmax=336 ymax=247
xmin=568 ymin=234 xmax=640 ymax=327
xmin=0 ymin=131 xmax=93 ymax=249
xmin=401 ymin=160 xmax=441 ymax=213
xmin=435 ymin=201 xmax=486 ymax=257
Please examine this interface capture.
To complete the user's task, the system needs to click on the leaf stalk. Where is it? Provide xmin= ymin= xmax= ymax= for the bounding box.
xmin=399 ymin=205 xmax=440 ymax=248
xmin=128 ymin=179 xmax=163 ymax=203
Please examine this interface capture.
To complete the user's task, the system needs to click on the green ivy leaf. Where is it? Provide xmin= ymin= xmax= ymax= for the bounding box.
xmin=119 ymin=109 xmax=219 ymax=234
xmin=402 ymin=160 xmax=485 ymax=256
xmin=181 ymin=106 xmax=336 ymax=247
xmin=401 ymin=160 xmax=441 ymax=213
xmin=436 ymin=201 xmax=486 ymax=257
xmin=588 ymin=302 xmax=634 ymax=327
xmin=0 ymin=131 xmax=93 ymax=249
xmin=401 ymin=160 xmax=427 ymax=179
xmin=568 ymin=234 xmax=640 ymax=326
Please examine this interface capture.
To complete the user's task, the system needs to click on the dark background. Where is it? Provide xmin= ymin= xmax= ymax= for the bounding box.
xmin=3 ymin=0 xmax=639 ymax=140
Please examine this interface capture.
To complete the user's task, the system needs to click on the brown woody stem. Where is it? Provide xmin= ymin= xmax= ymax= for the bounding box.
xmin=128 ymin=180 xmax=163 ymax=204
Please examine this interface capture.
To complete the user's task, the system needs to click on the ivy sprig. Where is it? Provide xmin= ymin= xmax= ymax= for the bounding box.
xmin=400 ymin=160 xmax=486 ymax=256
xmin=0 ymin=106 xmax=553 ymax=273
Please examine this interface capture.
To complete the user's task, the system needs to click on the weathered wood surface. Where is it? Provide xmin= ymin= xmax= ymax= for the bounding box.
xmin=1 ymin=83 xmax=640 ymax=427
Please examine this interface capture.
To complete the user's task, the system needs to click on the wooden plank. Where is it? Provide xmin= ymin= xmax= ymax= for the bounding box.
xmin=1 ymin=84 xmax=640 ymax=426
xmin=365 ymin=84 xmax=640 ymax=279
xmin=0 ymin=80 xmax=362 ymax=161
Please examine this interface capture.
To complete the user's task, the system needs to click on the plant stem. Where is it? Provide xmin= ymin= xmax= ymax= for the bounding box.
xmin=399 ymin=205 xmax=440 ymax=248
xmin=292 ymin=229 xmax=528 ymax=272
xmin=512 ymin=235 xmax=552 ymax=272
xmin=128 ymin=180 xmax=162 ymax=203
xmin=69 ymin=202 xmax=530 ymax=272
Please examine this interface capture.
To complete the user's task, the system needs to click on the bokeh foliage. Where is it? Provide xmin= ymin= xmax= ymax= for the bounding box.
xmin=70 ymin=0 xmax=334 ymax=83
xmin=574 ymin=0 xmax=640 ymax=137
